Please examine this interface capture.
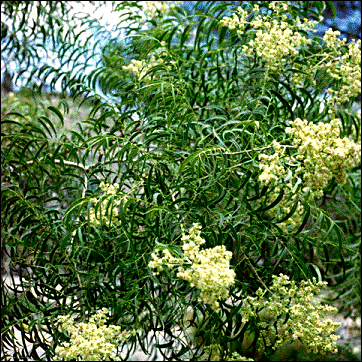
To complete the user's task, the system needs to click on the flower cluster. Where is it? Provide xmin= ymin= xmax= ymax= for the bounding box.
xmin=139 ymin=1 xmax=175 ymax=20
xmin=148 ymin=223 xmax=236 ymax=311
xmin=220 ymin=6 xmax=249 ymax=33
xmin=177 ymin=227 xmax=236 ymax=311
xmin=258 ymin=118 xmax=361 ymax=228
xmin=122 ymin=44 xmax=175 ymax=83
xmin=199 ymin=344 xmax=254 ymax=361
xmin=323 ymin=29 xmax=361 ymax=109
xmin=258 ymin=141 xmax=305 ymax=230
xmin=291 ymin=28 xmax=361 ymax=107
xmin=54 ymin=308 xmax=135 ymax=361
xmin=148 ymin=247 xmax=183 ymax=274
xmin=238 ymin=274 xmax=340 ymax=355
xmin=89 ymin=182 xmax=122 ymax=227
xmin=228 ymin=352 xmax=254 ymax=361
xmin=122 ymin=57 xmax=161 ymax=82
xmin=286 ymin=118 xmax=361 ymax=194
xmin=220 ymin=2 xmax=317 ymax=73
xmin=122 ymin=59 xmax=147 ymax=78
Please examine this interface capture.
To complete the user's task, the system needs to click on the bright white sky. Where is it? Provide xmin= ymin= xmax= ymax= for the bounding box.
xmin=1 ymin=1 xmax=134 ymax=92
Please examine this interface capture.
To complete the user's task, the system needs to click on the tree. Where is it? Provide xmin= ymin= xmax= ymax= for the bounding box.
xmin=1 ymin=1 xmax=361 ymax=361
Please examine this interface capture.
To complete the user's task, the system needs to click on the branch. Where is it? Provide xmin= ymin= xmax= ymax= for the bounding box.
xmin=26 ymin=158 xmax=96 ymax=171
xmin=222 ymin=144 xmax=296 ymax=156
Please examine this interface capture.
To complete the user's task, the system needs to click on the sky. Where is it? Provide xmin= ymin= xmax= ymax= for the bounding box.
xmin=1 ymin=1 xmax=129 ymax=93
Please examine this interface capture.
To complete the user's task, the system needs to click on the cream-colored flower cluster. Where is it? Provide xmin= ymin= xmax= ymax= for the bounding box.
xmin=323 ymin=29 xmax=361 ymax=108
xmin=199 ymin=344 xmax=254 ymax=361
xmin=258 ymin=140 xmax=305 ymax=230
xmin=148 ymin=247 xmax=183 ymax=273
xmin=124 ymin=1 xmax=177 ymax=26
xmin=228 ymin=352 xmax=254 ymax=361
xmin=54 ymin=308 xmax=135 ymax=361
xmin=286 ymin=118 xmax=361 ymax=194
xmin=122 ymin=42 xmax=176 ymax=83
xmin=177 ymin=236 xmax=236 ymax=311
xmin=258 ymin=118 xmax=361 ymax=228
xmin=140 ymin=1 xmax=175 ymax=20
xmin=238 ymin=274 xmax=340 ymax=355
xmin=148 ymin=223 xmax=236 ymax=311
xmin=122 ymin=55 xmax=169 ymax=82
xmin=89 ymin=182 xmax=122 ymax=227
xmin=122 ymin=59 xmax=147 ymax=78
xmin=220 ymin=6 xmax=249 ymax=33
xmin=220 ymin=2 xmax=317 ymax=73
xmin=291 ymin=28 xmax=361 ymax=107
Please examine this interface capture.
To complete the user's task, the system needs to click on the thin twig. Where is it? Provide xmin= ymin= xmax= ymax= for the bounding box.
xmin=26 ymin=158 xmax=96 ymax=171
xmin=224 ymin=144 xmax=296 ymax=155
xmin=170 ymin=188 xmax=185 ymax=234
xmin=243 ymin=254 xmax=270 ymax=292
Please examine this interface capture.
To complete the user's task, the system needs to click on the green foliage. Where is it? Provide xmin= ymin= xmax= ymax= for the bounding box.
xmin=1 ymin=1 xmax=360 ymax=361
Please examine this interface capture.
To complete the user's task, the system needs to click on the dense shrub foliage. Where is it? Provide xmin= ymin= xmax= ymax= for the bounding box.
xmin=1 ymin=1 xmax=361 ymax=361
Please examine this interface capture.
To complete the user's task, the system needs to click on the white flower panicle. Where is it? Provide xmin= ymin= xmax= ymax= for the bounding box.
xmin=237 ymin=274 xmax=340 ymax=355
xmin=220 ymin=1 xmax=360 ymax=106
xmin=220 ymin=6 xmax=249 ymax=33
xmin=124 ymin=1 xmax=175 ymax=23
xmin=122 ymin=43 xmax=175 ymax=83
xmin=199 ymin=344 xmax=254 ymax=361
xmin=220 ymin=2 xmax=317 ymax=73
xmin=54 ymin=308 xmax=135 ymax=361
xmin=148 ymin=247 xmax=183 ymax=273
xmin=140 ymin=1 xmax=175 ymax=20
xmin=322 ymin=29 xmax=361 ymax=108
xmin=148 ymin=223 xmax=236 ymax=311
xmin=122 ymin=57 xmax=163 ymax=82
xmin=177 ymin=238 xmax=236 ymax=311
xmin=258 ymin=118 xmax=361 ymax=229
xmin=286 ymin=118 xmax=361 ymax=193
xmin=89 ymin=182 xmax=123 ymax=227
xmin=122 ymin=59 xmax=147 ymax=78
xmin=290 ymin=26 xmax=361 ymax=105
xmin=258 ymin=141 xmax=305 ymax=230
